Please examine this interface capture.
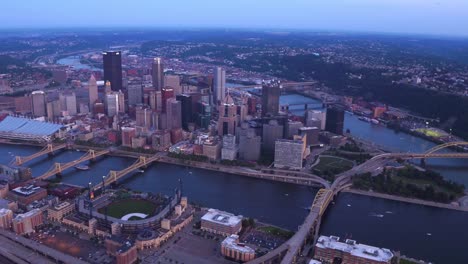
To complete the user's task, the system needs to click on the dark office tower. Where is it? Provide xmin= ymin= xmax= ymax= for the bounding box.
xmin=152 ymin=57 xmax=164 ymax=91
xmin=103 ymin=51 xmax=123 ymax=91
xmin=325 ymin=106 xmax=345 ymax=135
xmin=176 ymin=94 xmax=193 ymax=130
xmin=261 ymin=80 xmax=281 ymax=117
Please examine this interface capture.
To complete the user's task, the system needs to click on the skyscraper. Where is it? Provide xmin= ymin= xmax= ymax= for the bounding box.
xmin=103 ymin=51 xmax=123 ymax=91
xmin=135 ymin=106 xmax=152 ymax=129
xmin=166 ymin=98 xmax=182 ymax=129
xmin=161 ymin=87 xmax=174 ymax=113
xmin=217 ymin=94 xmax=237 ymax=136
xmin=127 ymin=83 xmax=143 ymax=106
xmin=152 ymin=57 xmax=164 ymax=91
xmin=176 ymin=94 xmax=193 ymax=130
xmin=261 ymin=80 xmax=281 ymax=117
xmin=31 ymin=91 xmax=46 ymax=117
xmin=105 ymin=92 xmax=120 ymax=117
xmin=59 ymin=92 xmax=77 ymax=116
xmin=88 ymin=75 xmax=98 ymax=107
xmin=325 ymin=106 xmax=345 ymax=135
xmin=213 ymin=67 xmax=226 ymax=105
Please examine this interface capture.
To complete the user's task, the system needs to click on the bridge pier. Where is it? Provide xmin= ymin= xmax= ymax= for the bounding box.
xmin=56 ymin=173 xmax=62 ymax=178
xmin=420 ymin=158 xmax=426 ymax=167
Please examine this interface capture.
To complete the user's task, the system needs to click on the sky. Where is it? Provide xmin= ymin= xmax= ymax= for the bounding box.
xmin=1 ymin=0 xmax=468 ymax=36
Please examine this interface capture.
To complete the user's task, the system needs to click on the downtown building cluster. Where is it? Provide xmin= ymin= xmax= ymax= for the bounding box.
xmin=0 ymin=50 xmax=349 ymax=171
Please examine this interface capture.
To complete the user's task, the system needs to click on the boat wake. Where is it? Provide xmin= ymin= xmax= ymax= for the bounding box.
xmin=369 ymin=213 xmax=384 ymax=218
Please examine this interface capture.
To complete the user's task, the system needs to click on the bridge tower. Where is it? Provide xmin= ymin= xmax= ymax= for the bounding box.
xmin=55 ymin=163 xmax=63 ymax=178
xmin=89 ymin=149 xmax=97 ymax=163
xmin=47 ymin=144 xmax=55 ymax=157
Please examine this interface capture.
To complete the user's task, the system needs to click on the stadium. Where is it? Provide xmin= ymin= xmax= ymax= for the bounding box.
xmin=0 ymin=115 xmax=65 ymax=142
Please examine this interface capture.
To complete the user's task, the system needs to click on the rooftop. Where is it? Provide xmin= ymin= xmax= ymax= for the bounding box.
xmin=12 ymin=185 xmax=43 ymax=196
xmin=201 ymin=208 xmax=242 ymax=227
xmin=316 ymin=235 xmax=393 ymax=262
xmin=0 ymin=116 xmax=63 ymax=136
xmin=222 ymin=235 xmax=255 ymax=254
xmin=13 ymin=208 xmax=41 ymax=221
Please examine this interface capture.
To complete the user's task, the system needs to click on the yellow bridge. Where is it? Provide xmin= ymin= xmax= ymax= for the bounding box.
xmin=94 ymin=155 xmax=161 ymax=191
xmin=35 ymin=149 xmax=109 ymax=180
xmin=12 ymin=144 xmax=67 ymax=166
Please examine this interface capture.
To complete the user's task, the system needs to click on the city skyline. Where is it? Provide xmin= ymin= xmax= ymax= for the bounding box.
xmin=1 ymin=0 xmax=468 ymax=37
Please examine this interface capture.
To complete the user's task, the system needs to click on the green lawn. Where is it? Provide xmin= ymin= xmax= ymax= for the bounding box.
xmin=99 ymin=199 xmax=157 ymax=219
xmin=393 ymin=175 xmax=459 ymax=196
xmin=257 ymin=226 xmax=294 ymax=239
xmin=415 ymin=128 xmax=444 ymax=138
xmin=313 ymin=156 xmax=354 ymax=174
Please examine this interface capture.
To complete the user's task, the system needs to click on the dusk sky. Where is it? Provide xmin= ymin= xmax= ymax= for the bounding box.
xmin=2 ymin=0 xmax=467 ymax=36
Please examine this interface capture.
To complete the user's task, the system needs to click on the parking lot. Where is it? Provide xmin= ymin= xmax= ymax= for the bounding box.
xmin=140 ymin=225 xmax=233 ymax=264
xmin=31 ymin=227 xmax=112 ymax=264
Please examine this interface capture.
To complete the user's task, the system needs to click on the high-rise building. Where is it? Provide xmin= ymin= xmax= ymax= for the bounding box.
xmin=161 ymin=87 xmax=174 ymax=113
xmin=274 ymin=138 xmax=305 ymax=170
xmin=237 ymin=123 xmax=261 ymax=161
xmin=262 ymin=119 xmax=284 ymax=155
xmin=103 ymin=51 xmax=123 ymax=91
xmin=306 ymin=110 xmax=326 ymax=130
xmin=12 ymin=209 xmax=43 ymax=235
xmin=286 ymin=120 xmax=304 ymax=139
xmin=31 ymin=91 xmax=46 ymax=117
xmin=325 ymin=106 xmax=345 ymax=135
xmin=221 ymin=134 xmax=238 ymax=161
xmin=166 ymin=98 xmax=182 ymax=129
xmin=261 ymin=80 xmax=281 ymax=117
xmin=0 ymin=208 xmax=13 ymax=229
xmin=59 ymin=92 xmax=77 ymax=116
xmin=88 ymin=75 xmax=98 ymax=107
xmin=299 ymin=127 xmax=320 ymax=146
xmin=121 ymin=127 xmax=136 ymax=147
xmin=117 ymin=90 xmax=125 ymax=113
xmin=14 ymin=96 xmax=32 ymax=114
xmin=176 ymin=94 xmax=193 ymax=130
xmin=152 ymin=57 xmax=164 ymax=91
xmin=152 ymin=130 xmax=172 ymax=151
xmin=127 ymin=83 xmax=143 ymax=106
xmin=136 ymin=106 xmax=152 ymax=129
xmin=105 ymin=92 xmax=120 ymax=117
xmin=165 ymin=75 xmax=181 ymax=95
xmin=217 ymin=94 xmax=237 ymax=136
xmin=213 ymin=67 xmax=226 ymax=104
xmin=197 ymin=101 xmax=212 ymax=129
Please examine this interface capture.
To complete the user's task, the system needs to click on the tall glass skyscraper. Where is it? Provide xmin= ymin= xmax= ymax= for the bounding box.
xmin=103 ymin=51 xmax=123 ymax=91
xmin=152 ymin=57 xmax=164 ymax=91
xmin=213 ymin=67 xmax=226 ymax=105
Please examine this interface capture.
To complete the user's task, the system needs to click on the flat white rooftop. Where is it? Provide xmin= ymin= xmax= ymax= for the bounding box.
xmin=316 ymin=235 xmax=393 ymax=262
xmin=201 ymin=208 xmax=242 ymax=227
xmin=222 ymin=235 xmax=255 ymax=254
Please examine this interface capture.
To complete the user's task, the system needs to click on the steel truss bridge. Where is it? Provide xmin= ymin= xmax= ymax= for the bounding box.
xmin=34 ymin=149 xmax=109 ymax=181
xmin=12 ymin=143 xmax=67 ymax=166
xmin=93 ymin=155 xmax=161 ymax=191
xmin=247 ymin=141 xmax=468 ymax=263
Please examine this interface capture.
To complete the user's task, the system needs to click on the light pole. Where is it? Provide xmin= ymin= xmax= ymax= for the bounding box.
xmin=88 ymin=182 xmax=93 ymax=219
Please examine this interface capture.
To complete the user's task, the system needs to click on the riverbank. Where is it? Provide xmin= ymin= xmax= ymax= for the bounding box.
xmin=343 ymin=188 xmax=468 ymax=212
